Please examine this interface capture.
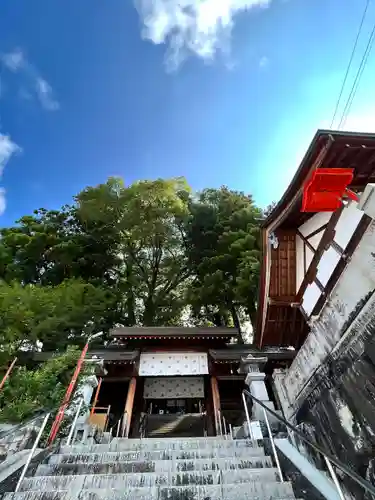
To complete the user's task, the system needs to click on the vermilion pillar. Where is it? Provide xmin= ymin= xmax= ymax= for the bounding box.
xmin=210 ymin=376 xmax=221 ymax=435
xmin=123 ymin=377 xmax=137 ymax=438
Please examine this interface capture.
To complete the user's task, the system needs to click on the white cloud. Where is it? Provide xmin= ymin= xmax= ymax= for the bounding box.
xmin=135 ymin=0 xmax=271 ymax=70
xmin=0 ymin=188 xmax=6 ymax=215
xmin=0 ymin=48 xmax=59 ymax=111
xmin=35 ymin=77 xmax=60 ymax=111
xmin=259 ymin=56 xmax=269 ymax=68
xmin=1 ymin=48 xmax=25 ymax=72
xmin=0 ymin=134 xmax=21 ymax=215
xmin=0 ymin=134 xmax=20 ymax=177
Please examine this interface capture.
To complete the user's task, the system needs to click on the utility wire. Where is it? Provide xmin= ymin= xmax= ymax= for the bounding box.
xmin=330 ymin=0 xmax=371 ymax=129
xmin=338 ymin=18 xmax=375 ymax=130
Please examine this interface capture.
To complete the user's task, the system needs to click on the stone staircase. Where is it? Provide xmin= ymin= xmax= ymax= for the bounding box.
xmin=147 ymin=415 xmax=205 ymax=438
xmin=4 ymin=436 xmax=298 ymax=500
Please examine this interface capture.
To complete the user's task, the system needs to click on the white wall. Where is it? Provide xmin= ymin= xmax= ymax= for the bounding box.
xmin=302 ymin=282 xmax=321 ymax=315
xmin=299 ymin=212 xmax=333 ymax=241
xmin=334 ymin=201 xmax=363 ymax=249
xmin=297 ymin=202 xmax=364 ymax=309
xmin=283 ymin=219 xmax=375 ymax=410
xmin=296 ymin=212 xmax=332 ymax=290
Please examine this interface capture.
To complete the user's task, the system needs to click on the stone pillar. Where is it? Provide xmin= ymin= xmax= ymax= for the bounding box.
xmin=245 ymin=369 xmax=274 ymax=421
xmin=123 ymin=377 xmax=137 ymax=438
xmin=74 ymin=374 xmax=99 ymax=442
xmin=210 ymin=376 xmax=221 ymax=435
xmin=75 ymin=375 xmax=98 ymax=415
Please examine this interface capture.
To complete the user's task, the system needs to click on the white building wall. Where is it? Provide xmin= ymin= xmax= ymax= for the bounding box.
xmin=281 ymin=218 xmax=375 ymax=416
xmin=296 ymin=201 xmax=364 ymax=313
xmin=296 ymin=234 xmax=304 ymax=290
xmin=296 ymin=212 xmax=332 ymax=290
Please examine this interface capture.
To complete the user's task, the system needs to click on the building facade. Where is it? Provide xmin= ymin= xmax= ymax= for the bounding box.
xmin=75 ymin=327 xmax=295 ymax=439
xmin=255 ymin=129 xmax=375 ymax=493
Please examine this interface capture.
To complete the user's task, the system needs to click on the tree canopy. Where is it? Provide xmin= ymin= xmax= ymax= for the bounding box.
xmin=0 ymin=177 xmax=265 ymax=419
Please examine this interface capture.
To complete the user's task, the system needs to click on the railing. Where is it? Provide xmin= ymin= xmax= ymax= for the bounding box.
xmin=139 ymin=413 xmax=148 ymax=439
xmin=242 ymin=389 xmax=375 ymax=499
xmin=0 ymin=397 xmax=89 ymax=493
xmin=214 ymin=409 xmax=233 ymax=440
xmin=108 ymin=412 xmax=128 ymax=439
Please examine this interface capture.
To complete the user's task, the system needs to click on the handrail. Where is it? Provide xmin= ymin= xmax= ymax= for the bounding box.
xmin=242 ymin=389 xmax=375 ymax=498
xmin=0 ymin=408 xmax=50 ymax=441
xmin=139 ymin=412 xmax=148 ymax=439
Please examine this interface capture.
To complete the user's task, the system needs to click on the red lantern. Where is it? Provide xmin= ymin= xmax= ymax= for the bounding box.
xmin=301 ymin=168 xmax=359 ymax=212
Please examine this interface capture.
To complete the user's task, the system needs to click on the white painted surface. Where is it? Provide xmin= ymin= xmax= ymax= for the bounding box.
xmin=302 ymin=282 xmax=321 ymax=315
xmin=299 ymin=212 xmax=332 ymax=239
xmin=139 ymin=352 xmax=209 ymax=376
xmin=334 ymin=201 xmax=363 ymax=249
xmin=296 ymin=213 xmax=331 ymax=290
xmin=296 ymin=235 xmax=304 ymax=289
xmin=358 ymin=183 xmax=375 ymax=219
xmin=248 ymin=380 xmax=269 ymax=401
xmin=317 ymin=246 xmax=341 ymax=286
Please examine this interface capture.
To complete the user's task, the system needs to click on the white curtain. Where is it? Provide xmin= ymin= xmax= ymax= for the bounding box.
xmin=143 ymin=376 xmax=204 ymax=399
xmin=139 ymin=352 xmax=208 ymax=376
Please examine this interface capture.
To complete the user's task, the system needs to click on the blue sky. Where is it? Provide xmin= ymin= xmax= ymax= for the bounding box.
xmin=1 ymin=0 xmax=375 ymax=225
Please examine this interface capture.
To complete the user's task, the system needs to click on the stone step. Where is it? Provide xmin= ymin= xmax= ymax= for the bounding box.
xmin=37 ymin=456 xmax=273 ymax=476
xmin=19 ymin=468 xmax=279 ymax=491
xmin=4 ymin=487 xmax=297 ymax=500
xmin=222 ymin=482 xmax=296 ymax=499
xmin=3 ymin=488 xmax=158 ymax=500
xmin=49 ymin=447 xmax=266 ymax=465
xmin=61 ymin=438 xmax=259 ymax=455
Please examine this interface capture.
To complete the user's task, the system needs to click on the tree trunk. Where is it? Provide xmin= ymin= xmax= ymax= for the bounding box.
xmin=231 ymin=304 xmax=244 ymax=344
xmin=143 ymin=296 xmax=156 ymax=326
xmin=124 ymin=262 xmax=136 ymax=325
xmin=247 ymin=301 xmax=257 ymax=338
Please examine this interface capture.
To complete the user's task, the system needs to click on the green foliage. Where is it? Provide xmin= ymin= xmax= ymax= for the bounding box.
xmin=0 ymin=279 xmax=114 ymax=366
xmin=186 ymin=187 xmax=262 ymax=337
xmin=77 ymin=177 xmax=192 ymax=326
xmin=0 ymin=176 xmax=264 ymax=420
xmin=0 ymin=347 xmax=82 ymax=423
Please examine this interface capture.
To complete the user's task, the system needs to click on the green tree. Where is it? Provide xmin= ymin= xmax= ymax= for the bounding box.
xmin=0 ymin=347 xmax=83 ymax=423
xmin=0 ymin=279 xmax=113 ymax=364
xmin=186 ymin=187 xmax=262 ymax=339
xmin=263 ymin=201 xmax=278 ymax=217
xmin=77 ymin=177 xmax=192 ymax=326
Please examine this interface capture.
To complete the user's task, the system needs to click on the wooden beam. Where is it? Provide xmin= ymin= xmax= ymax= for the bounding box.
xmin=268 ymin=298 xmax=301 ymax=307
xmin=311 ymin=214 xmax=372 ymax=316
xmin=314 ymin=277 xmax=325 ymax=294
xmin=331 ymin=239 xmax=344 ymax=256
xmin=297 ymin=206 xmax=344 ymax=301
xmin=297 ymin=229 xmax=316 ymax=254
xmin=305 ymin=223 xmax=328 ymax=240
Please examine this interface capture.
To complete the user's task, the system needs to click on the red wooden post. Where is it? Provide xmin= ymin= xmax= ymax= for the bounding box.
xmin=48 ymin=342 xmax=89 ymax=445
xmin=90 ymin=377 xmax=102 ymax=416
xmin=0 ymin=357 xmax=17 ymax=392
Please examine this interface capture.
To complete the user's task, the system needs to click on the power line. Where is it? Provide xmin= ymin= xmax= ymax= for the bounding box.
xmin=338 ymin=18 xmax=375 ymax=130
xmin=330 ymin=0 xmax=371 ymax=129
